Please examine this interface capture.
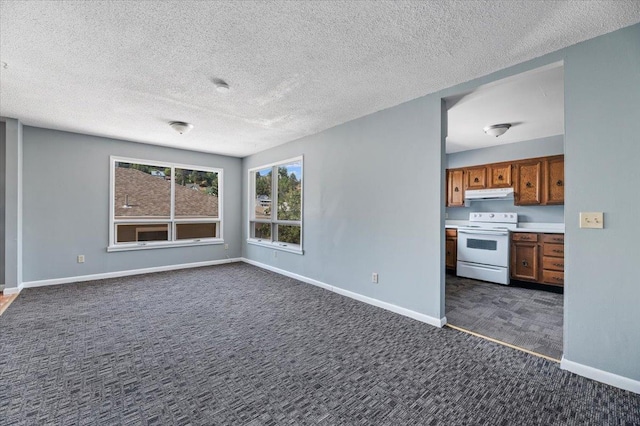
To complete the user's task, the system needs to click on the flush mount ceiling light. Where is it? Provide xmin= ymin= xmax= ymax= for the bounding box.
xmin=483 ymin=123 xmax=511 ymax=137
xmin=169 ymin=121 xmax=193 ymax=135
xmin=212 ymin=78 xmax=230 ymax=93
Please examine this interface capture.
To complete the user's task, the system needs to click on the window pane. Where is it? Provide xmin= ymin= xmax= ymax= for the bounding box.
xmin=116 ymin=224 xmax=169 ymax=243
xmin=176 ymin=223 xmax=217 ymax=240
xmin=277 ymin=225 xmax=300 ymax=245
xmin=175 ymin=169 xmax=219 ymax=218
xmin=254 ymin=168 xmax=272 ymax=220
xmin=115 ymin=162 xmax=171 ymax=219
xmin=277 ymin=161 xmax=302 ymax=221
xmin=251 ymin=222 xmax=271 ymax=240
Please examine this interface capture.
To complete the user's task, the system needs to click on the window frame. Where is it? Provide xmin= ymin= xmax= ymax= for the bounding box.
xmin=108 ymin=156 xmax=224 ymax=252
xmin=247 ymin=156 xmax=303 ymax=255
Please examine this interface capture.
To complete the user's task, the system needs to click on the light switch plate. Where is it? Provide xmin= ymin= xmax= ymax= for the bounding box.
xmin=580 ymin=212 xmax=604 ymax=229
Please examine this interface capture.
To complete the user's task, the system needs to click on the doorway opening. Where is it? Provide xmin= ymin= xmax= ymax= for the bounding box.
xmin=442 ymin=62 xmax=565 ymax=361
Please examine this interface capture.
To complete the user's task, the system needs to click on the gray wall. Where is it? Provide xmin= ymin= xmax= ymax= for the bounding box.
xmin=446 ymin=135 xmax=565 ymax=223
xmin=0 ymin=121 xmax=5 ymax=285
xmin=563 ymin=24 xmax=640 ymax=381
xmin=242 ymin=23 xmax=640 ymax=383
xmin=22 ymin=126 xmax=242 ymax=282
xmin=243 ymin=96 xmax=445 ymax=320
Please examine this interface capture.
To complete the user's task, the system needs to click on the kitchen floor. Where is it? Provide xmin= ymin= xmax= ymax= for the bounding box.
xmin=445 ymin=273 xmax=563 ymax=360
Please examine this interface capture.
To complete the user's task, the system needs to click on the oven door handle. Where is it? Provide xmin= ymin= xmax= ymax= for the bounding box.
xmin=458 ymin=230 xmax=509 ymax=236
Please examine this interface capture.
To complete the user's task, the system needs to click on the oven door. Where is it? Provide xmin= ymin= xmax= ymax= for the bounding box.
xmin=457 ymin=229 xmax=510 ymax=267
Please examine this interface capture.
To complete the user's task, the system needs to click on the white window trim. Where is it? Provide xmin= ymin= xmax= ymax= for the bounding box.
xmin=108 ymin=155 xmax=224 ymax=252
xmin=247 ymin=156 xmax=304 ymax=255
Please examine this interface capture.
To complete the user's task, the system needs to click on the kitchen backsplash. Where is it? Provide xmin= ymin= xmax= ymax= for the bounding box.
xmin=446 ymin=201 xmax=564 ymax=223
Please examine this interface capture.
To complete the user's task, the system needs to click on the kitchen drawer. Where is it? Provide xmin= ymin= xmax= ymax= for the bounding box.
xmin=446 ymin=229 xmax=458 ymax=238
xmin=511 ymin=233 xmax=538 ymax=242
xmin=543 ymin=243 xmax=564 ymax=257
xmin=542 ymin=234 xmax=564 ymax=244
xmin=543 ymin=256 xmax=564 ymax=271
xmin=542 ymin=270 xmax=564 ymax=286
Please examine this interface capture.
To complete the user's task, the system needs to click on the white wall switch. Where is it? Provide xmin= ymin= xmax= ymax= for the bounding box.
xmin=77 ymin=255 xmax=85 ymax=263
xmin=372 ymin=272 xmax=379 ymax=283
xmin=580 ymin=212 xmax=604 ymax=229
xmin=224 ymin=244 xmax=229 ymax=250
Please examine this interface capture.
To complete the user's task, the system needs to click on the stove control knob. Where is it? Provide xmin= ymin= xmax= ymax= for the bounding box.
xmin=489 ymin=213 xmax=495 ymax=218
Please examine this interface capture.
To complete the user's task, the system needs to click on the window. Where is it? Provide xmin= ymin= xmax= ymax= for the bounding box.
xmin=109 ymin=157 xmax=223 ymax=251
xmin=248 ymin=157 xmax=303 ymax=254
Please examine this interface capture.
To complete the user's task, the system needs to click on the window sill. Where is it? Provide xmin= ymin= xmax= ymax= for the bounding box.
xmin=247 ymin=239 xmax=304 ymax=255
xmin=107 ymin=239 xmax=224 ymax=252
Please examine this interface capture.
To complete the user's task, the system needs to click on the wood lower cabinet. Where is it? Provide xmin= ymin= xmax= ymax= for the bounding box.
xmin=510 ymin=232 xmax=564 ymax=287
xmin=541 ymin=234 xmax=564 ymax=286
xmin=511 ymin=233 xmax=539 ymax=281
xmin=446 ymin=228 xmax=457 ymax=270
xmin=447 ymin=169 xmax=465 ymax=207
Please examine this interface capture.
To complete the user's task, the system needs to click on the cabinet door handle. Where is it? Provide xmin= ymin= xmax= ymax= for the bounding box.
xmin=474 ymin=177 xmax=479 ymax=183
xmin=522 ymin=260 xmax=528 ymax=267
xmin=526 ymin=182 xmax=533 ymax=188
xmin=553 ymin=263 xmax=563 ymax=267
xmin=447 ymin=251 xmax=451 ymax=255
xmin=454 ymin=187 xmax=459 ymax=192
xmin=556 ymin=180 xmax=563 ymax=186
xmin=552 ymin=276 xmax=563 ymax=282
xmin=553 ymin=249 xmax=563 ymax=253
xmin=498 ymin=174 xmax=503 ymax=180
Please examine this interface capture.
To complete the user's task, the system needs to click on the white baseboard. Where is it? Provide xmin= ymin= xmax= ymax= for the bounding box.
xmin=561 ymin=356 xmax=640 ymax=394
xmin=241 ymin=258 xmax=446 ymax=328
xmin=3 ymin=284 xmax=23 ymax=295
xmin=21 ymin=258 xmax=242 ymax=289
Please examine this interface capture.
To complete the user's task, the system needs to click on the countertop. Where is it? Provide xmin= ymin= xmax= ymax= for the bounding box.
xmin=445 ymin=220 xmax=564 ymax=234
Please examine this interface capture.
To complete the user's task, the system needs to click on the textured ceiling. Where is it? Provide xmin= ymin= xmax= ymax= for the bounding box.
xmin=1 ymin=1 xmax=639 ymax=157
xmin=446 ymin=63 xmax=564 ymax=153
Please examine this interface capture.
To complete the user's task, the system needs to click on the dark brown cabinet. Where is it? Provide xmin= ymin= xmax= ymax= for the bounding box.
xmin=510 ymin=232 xmax=564 ymax=287
xmin=445 ymin=228 xmax=457 ymax=271
xmin=465 ymin=166 xmax=487 ymax=190
xmin=447 ymin=169 xmax=465 ymax=207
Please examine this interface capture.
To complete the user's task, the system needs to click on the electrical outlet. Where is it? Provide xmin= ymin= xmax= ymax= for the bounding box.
xmin=372 ymin=272 xmax=379 ymax=283
xmin=224 ymin=244 xmax=229 ymax=250
xmin=77 ymin=255 xmax=85 ymax=263
xmin=580 ymin=212 xmax=604 ymax=229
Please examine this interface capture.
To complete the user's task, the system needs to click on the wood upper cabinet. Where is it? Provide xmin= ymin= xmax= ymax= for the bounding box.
xmin=544 ymin=155 xmax=565 ymax=205
xmin=465 ymin=166 xmax=487 ymax=190
xmin=447 ymin=169 xmax=465 ymax=207
xmin=511 ymin=238 xmax=539 ymax=282
xmin=488 ymin=163 xmax=512 ymax=188
xmin=515 ymin=160 xmax=543 ymax=205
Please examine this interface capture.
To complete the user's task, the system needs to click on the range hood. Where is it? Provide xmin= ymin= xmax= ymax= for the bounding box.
xmin=464 ymin=187 xmax=514 ymax=202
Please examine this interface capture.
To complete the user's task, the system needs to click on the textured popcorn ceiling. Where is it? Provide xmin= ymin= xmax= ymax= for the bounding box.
xmin=1 ymin=1 xmax=639 ymax=157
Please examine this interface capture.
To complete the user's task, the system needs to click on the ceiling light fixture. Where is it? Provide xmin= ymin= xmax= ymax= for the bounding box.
xmin=483 ymin=123 xmax=511 ymax=137
xmin=212 ymin=78 xmax=230 ymax=93
xmin=169 ymin=121 xmax=193 ymax=135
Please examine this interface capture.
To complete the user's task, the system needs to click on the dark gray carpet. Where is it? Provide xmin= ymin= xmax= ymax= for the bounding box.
xmin=446 ymin=274 xmax=563 ymax=360
xmin=1 ymin=263 xmax=638 ymax=425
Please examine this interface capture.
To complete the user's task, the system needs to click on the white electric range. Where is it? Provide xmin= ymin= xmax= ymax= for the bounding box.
xmin=456 ymin=212 xmax=518 ymax=285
